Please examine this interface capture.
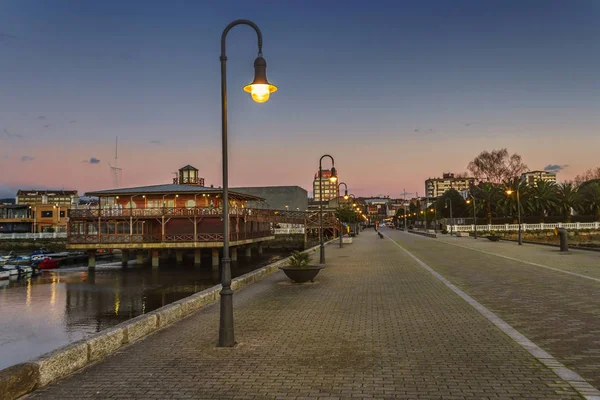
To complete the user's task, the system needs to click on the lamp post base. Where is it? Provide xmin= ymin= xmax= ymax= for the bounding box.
xmin=218 ymin=258 xmax=235 ymax=347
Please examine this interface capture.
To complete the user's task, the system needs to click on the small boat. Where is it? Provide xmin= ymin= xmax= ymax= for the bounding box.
xmin=17 ymin=265 xmax=33 ymax=275
xmin=0 ymin=266 xmax=19 ymax=277
xmin=37 ymin=258 xmax=60 ymax=270
xmin=0 ymin=270 xmax=9 ymax=280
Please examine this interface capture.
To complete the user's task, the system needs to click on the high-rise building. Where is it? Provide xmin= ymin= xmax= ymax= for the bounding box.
xmin=521 ymin=170 xmax=557 ymax=186
xmin=313 ymin=169 xmax=339 ymax=202
xmin=425 ymin=173 xmax=475 ymax=198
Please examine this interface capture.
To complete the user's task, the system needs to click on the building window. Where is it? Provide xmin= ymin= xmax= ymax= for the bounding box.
xmin=60 ymin=211 xmax=66 ymax=218
xmin=41 ymin=211 xmax=53 ymax=218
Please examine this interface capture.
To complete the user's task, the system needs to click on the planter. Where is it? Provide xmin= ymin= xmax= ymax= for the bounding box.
xmin=279 ymin=266 xmax=324 ymax=283
xmin=487 ymin=235 xmax=502 ymax=242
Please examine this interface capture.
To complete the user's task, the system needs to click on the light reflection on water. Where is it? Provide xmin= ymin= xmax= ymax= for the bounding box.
xmin=0 ymin=253 xmax=285 ymax=370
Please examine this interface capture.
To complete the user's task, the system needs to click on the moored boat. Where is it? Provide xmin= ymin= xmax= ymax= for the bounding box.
xmin=37 ymin=258 xmax=60 ymax=270
xmin=0 ymin=270 xmax=9 ymax=280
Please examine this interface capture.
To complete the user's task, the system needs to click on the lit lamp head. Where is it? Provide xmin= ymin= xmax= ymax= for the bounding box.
xmin=466 ymin=199 xmax=471 ymax=204
xmin=343 ymin=190 xmax=349 ymax=200
xmin=505 ymin=189 xmax=513 ymax=195
xmin=243 ymin=56 xmax=278 ymax=103
xmin=329 ymin=167 xmax=338 ymax=183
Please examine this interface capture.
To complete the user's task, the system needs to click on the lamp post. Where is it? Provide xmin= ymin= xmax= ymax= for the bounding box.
xmin=219 ymin=19 xmax=277 ymax=347
xmin=348 ymin=194 xmax=358 ymax=235
xmin=506 ymin=188 xmax=522 ymax=245
xmin=445 ymin=198 xmax=453 ymax=235
xmin=466 ymin=196 xmax=477 ymax=239
xmin=337 ymin=182 xmax=348 ymax=248
xmin=319 ymin=155 xmax=337 ymax=263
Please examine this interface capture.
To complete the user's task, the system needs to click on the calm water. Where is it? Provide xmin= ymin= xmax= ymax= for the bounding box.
xmin=0 ymin=253 xmax=285 ymax=370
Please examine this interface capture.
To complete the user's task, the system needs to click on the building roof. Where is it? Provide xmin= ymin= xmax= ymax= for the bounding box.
xmin=85 ymin=184 xmax=264 ymax=201
xmin=178 ymin=165 xmax=198 ymax=171
xmin=17 ymin=189 xmax=78 ymax=196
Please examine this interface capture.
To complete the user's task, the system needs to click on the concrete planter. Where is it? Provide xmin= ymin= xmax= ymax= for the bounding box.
xmin=487 ymin=235 xmax=502 ymax=242
xmin=279 ymin=266 xmax=324 ymax=283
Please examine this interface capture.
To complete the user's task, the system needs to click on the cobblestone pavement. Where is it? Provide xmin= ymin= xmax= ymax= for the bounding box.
xmin=387 ymin=228 xmax=600 ymax=392
xmin=29 ymin=230 xmax=582 ymax=399
xmin=436 ymin=233 xmax=600 ymax=280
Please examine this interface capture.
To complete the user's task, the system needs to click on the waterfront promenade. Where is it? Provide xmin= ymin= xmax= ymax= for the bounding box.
xmin=27 ymin=229 xmax=600 ymax=399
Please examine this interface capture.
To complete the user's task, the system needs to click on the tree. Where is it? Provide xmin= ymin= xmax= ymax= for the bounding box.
xmin=556 ymin=182 xmax=579 ymax=222
xmin=434 ymin=189 xmax=468 ymax=219
xmin=467 ymin=148 xmax=528 ymax=184
xmin=472 ymin=182 xmax=503 ymax=224
xmin=579 ymin=181 xmax=600 ymax=221
xmin=527 ymin=180 xmax=558 ymax=222
xmin=573 ymin=167 xmax=600 ymax=187
xmin=335 ymin=206 xmax=357 ymax=224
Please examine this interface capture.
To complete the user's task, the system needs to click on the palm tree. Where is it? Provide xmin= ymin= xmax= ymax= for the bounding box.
xmin=556 ymin=182 xmax=579 ymax=222
xmin=528 ymin=180 xmax=558 ymax=222
xmin=473 ymin=182 xmax=503 ymax=224
xmin=579 ymin=181 xmax=600 ymax=221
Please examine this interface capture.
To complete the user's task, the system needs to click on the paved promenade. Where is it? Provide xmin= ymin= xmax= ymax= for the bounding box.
xmin=27 ymin=230 xmax=592 ymax=399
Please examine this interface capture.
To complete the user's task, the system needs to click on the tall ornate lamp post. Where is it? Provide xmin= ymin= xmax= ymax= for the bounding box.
xmin=219 ymin=19 xmax=277 ymax=347
xmin=505 ymin=188 xmax=523 ymax=245
xmin=337 ymin=182 xmax=348 ymax=248
xmin=319 ymin=155 xmax=337 ymax=263
xmin=466 ymin=196 xmax=477 ymax=239
xmin=445 ymin=198 xmax=453 ymax=235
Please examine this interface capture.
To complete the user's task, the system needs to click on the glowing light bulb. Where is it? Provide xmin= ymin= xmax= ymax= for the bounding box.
xmin=249 ymin=84 xmax=270 ymax=103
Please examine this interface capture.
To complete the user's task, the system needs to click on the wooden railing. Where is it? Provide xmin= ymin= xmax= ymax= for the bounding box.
xmin=69 ymin=207 xmax=309 ymax=219
xmin=68 ymin=231 xmax=272 ymax=244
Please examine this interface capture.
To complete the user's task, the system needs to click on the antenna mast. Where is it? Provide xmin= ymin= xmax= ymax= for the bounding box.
xmin=108 ymin=136 xmax=122 ymax=188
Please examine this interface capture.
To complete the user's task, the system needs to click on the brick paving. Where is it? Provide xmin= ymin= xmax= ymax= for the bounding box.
xmin=388 ymin=229 xmax=600 ymax=392
xmin=28 ymin=230 xmax=582 ymax=399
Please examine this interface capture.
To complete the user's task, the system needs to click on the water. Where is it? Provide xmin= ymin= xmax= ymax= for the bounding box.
xmin=0 ymin=252 xmax=286 ymax=370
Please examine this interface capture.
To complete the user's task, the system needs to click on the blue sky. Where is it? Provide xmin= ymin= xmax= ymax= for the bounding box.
xmin=0 ymin=0 xmax=598 ymax=198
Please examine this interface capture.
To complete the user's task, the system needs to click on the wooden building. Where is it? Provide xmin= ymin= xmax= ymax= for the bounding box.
xmin=67 ymin=165 xmax=284 ymax=268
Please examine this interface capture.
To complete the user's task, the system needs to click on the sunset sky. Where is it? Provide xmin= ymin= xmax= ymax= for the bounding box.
xmin=1 ymin=0 xmax=598 ymax=199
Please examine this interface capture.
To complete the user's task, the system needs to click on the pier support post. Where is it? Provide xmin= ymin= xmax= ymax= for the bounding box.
xmin=175 ymin=249 xmax=184 ymax=264
xmin=244 ymin=246 xmax=252 ymax=260
xmin=136 ymin=251 xmax=144 ymax=265
xmin=257 ymin=242 xmax=263 ymax=256
xmin=194 ymin=249 xmax=202 ymax=266
xmin=211 ymin=248 xmax=219 ymax=271
xmin=151 ymin=250 xmax=159 ymax=269
xmin=121 ymin=249 xmax=129 ymax=268
xmin=231 ymin=247 xmax=238 ymax=262
xmin=87 ymin=250 xmax=96 ymax=269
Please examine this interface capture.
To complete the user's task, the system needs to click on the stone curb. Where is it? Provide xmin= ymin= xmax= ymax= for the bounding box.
xmin=407 ymin=230 xmax=437 ymax=238
xmin=0 ymin=241 xmax=330 ymax=400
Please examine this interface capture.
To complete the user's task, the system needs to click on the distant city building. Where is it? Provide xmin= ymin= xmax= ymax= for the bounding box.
xmin=521 ymin=170 xmax=557 ymax=186
xmin=425 ymin=173 xmax=475 ymax=198
xmin=0 ymin=203 xmax=68 ymax=233
xmin=16 ymin=189 xmax=78 ymax=206
xmin=232 ymin=186 xmax=308 ymax=211
xmin=313 ymin=169 xmax=339 ymax=202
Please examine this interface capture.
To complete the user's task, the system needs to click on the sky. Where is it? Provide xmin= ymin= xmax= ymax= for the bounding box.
xmin=0 ymin=0 xmax=598 ymax=199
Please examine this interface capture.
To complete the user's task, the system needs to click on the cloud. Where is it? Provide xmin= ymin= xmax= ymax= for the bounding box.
xmin=544 ymin=164 xmax=569 ymax=173
xmin=20 ymin=155 xmax=34 ymax=162
xmin=36 ymin=116 xmax=46 ymax=120
xmin=89 ymin=157 xmax=101 ymax=164
xmin=4 ymin=128 xmax=23 ymax=139
xmin=69 ymin=120 xmax=77 ymax=123
xmin=149 ymin=140 xmax=162 ymax=145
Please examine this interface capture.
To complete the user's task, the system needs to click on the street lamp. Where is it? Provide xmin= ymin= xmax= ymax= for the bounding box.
xmin=337 ymin=182 xmax=348 ymax=248
xmin=466 ymin=196 xmax=477 ymax=239
xmin=348 ymin=193 xmax=358 ymax=236
xmin=506 ymin=188 xmax=522 ymax=245
xmin=219 ymin=19 xmax=277 ymax=347
xmin=319 ymin=154 xmax=337 ymax=263
xmin=445 ymin=198 xmax=453 ymax=236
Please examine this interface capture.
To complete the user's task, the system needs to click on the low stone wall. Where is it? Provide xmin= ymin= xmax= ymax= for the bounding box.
xmin=0 ymin=241 xmax=327 ymax=400
xmin=0 ymin=239 xmax=67 ymax=252
xmin=407 ymin=230 xmax=437 ymax=238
